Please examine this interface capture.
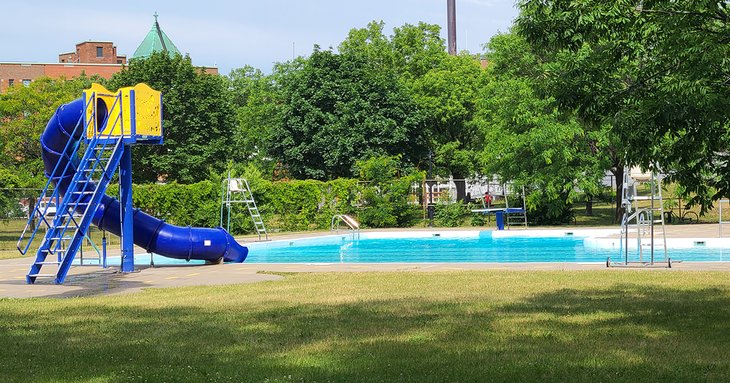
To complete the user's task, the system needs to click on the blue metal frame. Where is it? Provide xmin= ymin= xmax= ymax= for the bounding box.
xmin=27 ymin=91 xmax=127 ymax=284
xmin=25 ymin=86 xmax=169 ymax=283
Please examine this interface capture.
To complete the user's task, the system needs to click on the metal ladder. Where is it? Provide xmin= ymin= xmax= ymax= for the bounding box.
xmin=221 ymin=176 xmax=268 ymax=240
xmin=612 ymin=167 xmax=668 ymax=267
xmin=17 ymin=114 xmax=85 ymax=259
xmin=504 ymin=184 xmax=528 ymax=229
xmin=25 ymin=94 xmax=125 ymax=284
xmin=331 ymin=214 xmax=360 ymax=239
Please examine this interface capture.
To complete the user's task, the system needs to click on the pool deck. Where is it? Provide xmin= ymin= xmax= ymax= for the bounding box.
xmin=2 ymin=224 xmax=730 ymax=299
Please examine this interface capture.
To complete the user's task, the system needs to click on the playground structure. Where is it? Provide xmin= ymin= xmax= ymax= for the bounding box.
xmin=17 ymin=83 xmax=247 ymax=284
xmin=220 ymin=173 xmax=268 ymax=241
xmin=609 ymin=167 xmax=669 ymax=267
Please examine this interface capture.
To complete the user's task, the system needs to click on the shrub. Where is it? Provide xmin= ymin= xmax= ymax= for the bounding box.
xmin=434 ymin=203 xmax=468 ymax=227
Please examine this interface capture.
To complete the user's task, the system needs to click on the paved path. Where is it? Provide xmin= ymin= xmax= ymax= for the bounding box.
xmin=3 ymin=224 xmax=729 ymax=299
xmin=0 ymin=257 xmax=281 ymax=299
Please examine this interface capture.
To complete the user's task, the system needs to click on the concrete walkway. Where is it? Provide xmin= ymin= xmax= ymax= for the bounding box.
xmin=2 ymin=224 xmax=729 ymax=299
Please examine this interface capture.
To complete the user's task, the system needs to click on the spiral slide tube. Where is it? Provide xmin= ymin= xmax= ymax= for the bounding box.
xmin=42 ymin=98 xmax=248 ymax=263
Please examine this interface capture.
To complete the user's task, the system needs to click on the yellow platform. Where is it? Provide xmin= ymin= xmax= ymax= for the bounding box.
xmin=83 ymin=83 xmax=163 ymax=142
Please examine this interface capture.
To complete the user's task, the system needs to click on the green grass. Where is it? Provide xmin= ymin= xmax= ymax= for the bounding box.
xmin=0 ymin=219 xmax=121 ymax=260
xmin=2 ymin=271 xmax=730 ymax=382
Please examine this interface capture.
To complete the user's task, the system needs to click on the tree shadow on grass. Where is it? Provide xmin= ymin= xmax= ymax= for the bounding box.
xmin=0 ymin=283 xmax=729 ymax=382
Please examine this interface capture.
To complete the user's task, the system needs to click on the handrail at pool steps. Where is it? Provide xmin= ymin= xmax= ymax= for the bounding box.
xmin=720 ymin=199 xmax=730 ymax=237
xmin=331 ymin=214 xmax=360 ymax=239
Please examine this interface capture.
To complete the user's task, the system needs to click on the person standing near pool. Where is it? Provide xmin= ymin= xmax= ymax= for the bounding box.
xmin=483 ymin=191 xmax=492 ymax=208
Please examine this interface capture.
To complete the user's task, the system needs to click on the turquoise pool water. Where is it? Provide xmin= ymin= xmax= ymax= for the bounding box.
xmin=100 ymin=230 xmax=730 ymax=266
xmin=243 ymin=230 xmax=730 ymax=264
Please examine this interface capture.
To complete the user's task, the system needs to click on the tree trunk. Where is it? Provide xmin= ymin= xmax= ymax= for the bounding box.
xmin=28 ymin=196 xmax=36 ymax=229
xmin=585 ymin=195 xmax=593 ymax=216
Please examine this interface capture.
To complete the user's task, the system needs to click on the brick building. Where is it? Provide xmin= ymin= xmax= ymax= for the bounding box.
xmin=0 ymin=14 xmax=217 ymax=93
xmin=58 ymin=41 xmax=127 ymax=65
xmin=0 ymin=62 xmax=123 ymax=92
xmin=0 ymin=41 xmax=127 ymax=93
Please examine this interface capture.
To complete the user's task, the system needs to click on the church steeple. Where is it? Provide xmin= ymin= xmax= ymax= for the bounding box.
xmin=132 ymin=13 xmax=181 ymax=59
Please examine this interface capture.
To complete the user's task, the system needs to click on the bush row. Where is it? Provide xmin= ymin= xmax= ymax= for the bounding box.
xmin=108 ymin=175 xmax=430 ymax=234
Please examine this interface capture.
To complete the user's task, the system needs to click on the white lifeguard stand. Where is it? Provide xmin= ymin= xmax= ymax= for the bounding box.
xmin=610 ymin=166 xmax=669 ymax=267
xmin=220 ymin=173 xmax=268 ymax=240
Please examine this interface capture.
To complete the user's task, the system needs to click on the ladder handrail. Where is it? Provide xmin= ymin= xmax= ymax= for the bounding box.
xmin=28 ymin=91 xmax=126 ymax=283
xmin=719 ymin=199 xmax=730 ymax=237
xmin=331 ymin=214 xmax=360 ymax=232
xmin=48 ymin=93 xmax=122 ymax=245
xmin=16 ymin=97 xmax=94 ymax=255
xmin=220 ymin=176 xmax=268 ymax=240
xmin=614 ymin=167 xmax=667 ymax=267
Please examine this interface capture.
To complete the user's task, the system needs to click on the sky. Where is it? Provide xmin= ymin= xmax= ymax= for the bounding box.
xmin=2 ymin=0 xmax=519 ymax=75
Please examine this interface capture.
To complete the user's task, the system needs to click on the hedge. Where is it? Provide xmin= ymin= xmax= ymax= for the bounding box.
xmin=107 ymin=175 xmax=423 ymax=234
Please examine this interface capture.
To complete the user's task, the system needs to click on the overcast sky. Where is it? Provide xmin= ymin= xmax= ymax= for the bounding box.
xmin=2 ymin=0 xmax=518 ymax=75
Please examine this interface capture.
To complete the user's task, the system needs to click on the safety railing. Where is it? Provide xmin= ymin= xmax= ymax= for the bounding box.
xmin=331 ymin=214 xmax=360 ymax=239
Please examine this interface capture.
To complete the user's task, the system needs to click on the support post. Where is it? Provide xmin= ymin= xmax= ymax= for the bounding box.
xmin=119 ymin=145 xmax=135 ymax=273
xmin=447 ymin=0 xmax=457 ymax=55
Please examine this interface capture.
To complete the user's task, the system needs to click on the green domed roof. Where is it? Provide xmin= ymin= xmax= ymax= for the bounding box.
xmin=133 ymin=13 xmax=181 ymax=59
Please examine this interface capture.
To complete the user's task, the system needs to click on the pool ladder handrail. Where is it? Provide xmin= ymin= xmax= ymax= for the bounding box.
xmin=331 ymin=214 xmax=360 ymax=239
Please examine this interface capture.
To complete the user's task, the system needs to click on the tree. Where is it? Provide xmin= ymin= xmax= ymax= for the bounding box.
xmin=410 ymin=53 xmax=487 ymax=201
xmin=269 ymin=47 xmax=424 ymax=180
xmin=106 ymin=52 xmax=236 ymax=183
xmin=341 ymin=22 xmax=486 ymax=201
xmin=516 ymin=0 xmax=730 ymax=210
xmin=0 ymin=76 xmax=94 ymax=219
xmin=0 ymin=76 xmax=93 ymax=187
xmin=477 ymin=32 xmax=607 ymax=223
xmin=228 ymin=66 xmax=281 ymax=171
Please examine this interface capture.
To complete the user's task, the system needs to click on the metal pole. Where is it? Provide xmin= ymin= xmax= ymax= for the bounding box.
xmin=102 ymin=231 xmax=107 ymax=268
xmin=427 ymin=151 xmax=434 ymax=227
xmin=650 ymin=175 xmax=655 ymax=265
xmin=447 ymin=0 xmax=457 ymax=55
xmin=120 ymin=145 xmax=135 ymax=273
xmin=721 ymin=201 xmax=724 ymax=237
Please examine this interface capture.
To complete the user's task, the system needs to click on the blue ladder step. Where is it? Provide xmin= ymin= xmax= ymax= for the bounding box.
xmin=34 ymin=261 xmax=62 ymax=266
xmin=27 ymin=273 xmax=56 ymax=278
xmin=40 ymin=248 xmax=65 ymax=253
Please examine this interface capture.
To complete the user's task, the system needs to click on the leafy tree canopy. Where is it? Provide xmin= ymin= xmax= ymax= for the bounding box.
xmin=340 ymin=22 xmax=487 ymax=201
xmin=516 ymin=0 xmax=730 ymax=208
xmin=228 ymin=65 xmax=282 ymax=170
xmin=0 ymin=76 xmax=93 ymax=188
xmin=477 ymin=32 xmax=607 ymax=223
xmin=106 ymin=52 xmax=236 ymax=183
xmin=269 ymin=47 xmax=425 ymax=180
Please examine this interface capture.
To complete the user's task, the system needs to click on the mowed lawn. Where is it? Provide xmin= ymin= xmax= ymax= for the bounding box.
xmin=1 ymin=271 xmax=730 ymax=382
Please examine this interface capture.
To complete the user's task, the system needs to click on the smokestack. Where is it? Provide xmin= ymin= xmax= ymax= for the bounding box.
xmin=447 ymin=0 xmax=456 ymax=55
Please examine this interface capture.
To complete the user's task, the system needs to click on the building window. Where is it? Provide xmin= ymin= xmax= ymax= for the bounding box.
xmin=96 ymin=47 xmax=103 ymax=57
xmin=8 ymin=79 xmax=14 ymax=87
xmin=22 ymin=79 xmax=31 ymax=87
xmin=117 ymin=59 xmax=122 ymax=64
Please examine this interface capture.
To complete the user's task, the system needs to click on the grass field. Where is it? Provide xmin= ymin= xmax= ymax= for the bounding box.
xmin=1 ymin=271 xmax=730 ymax=382
xmin=0 ymin=218 xmax=121 ymax=260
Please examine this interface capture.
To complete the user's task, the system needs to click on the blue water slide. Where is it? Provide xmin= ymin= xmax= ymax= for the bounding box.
xmin=41 ymin=98 xmax=248 ymax=263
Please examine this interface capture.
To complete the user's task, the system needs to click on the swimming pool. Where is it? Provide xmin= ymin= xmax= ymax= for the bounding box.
xmin=100 ymin=229 xmax=730 ymax=266
xmin=243 ymin=229 xmax=730 ymax=264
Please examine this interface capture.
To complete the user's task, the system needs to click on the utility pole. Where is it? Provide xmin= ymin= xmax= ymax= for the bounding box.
xmin=447 ymin=0 xmax=457 ymax=55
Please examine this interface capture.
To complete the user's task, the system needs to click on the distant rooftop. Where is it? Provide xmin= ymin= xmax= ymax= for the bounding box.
xmin=132 ymin=13 xmax=180 ymax=59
